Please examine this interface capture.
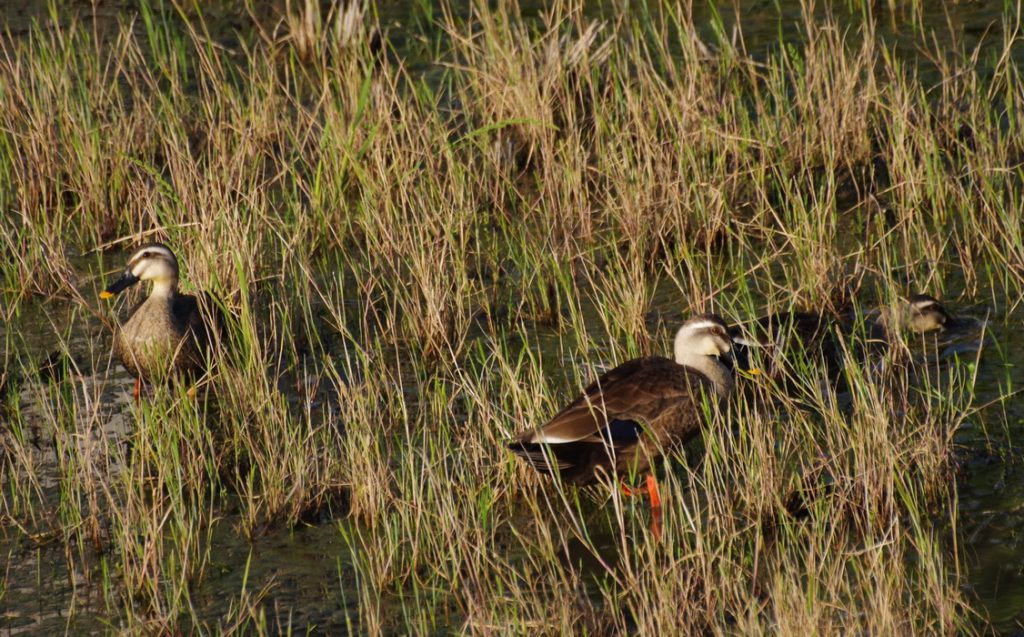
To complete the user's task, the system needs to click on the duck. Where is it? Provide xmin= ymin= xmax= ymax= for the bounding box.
xmin=733 ymin=294 xmax=956 ymax=362
xmin=870 ymin=293 xmax=951 ymax=339
xmin=730 ymin=294 xmax=959 ymax=398
xmin=729 ymin=310 xmax=840 ymax=383
xmin=508 ymin=314 xmax=739 ymax=522
xmin=100 ymin=243 xmax=222 ymax=398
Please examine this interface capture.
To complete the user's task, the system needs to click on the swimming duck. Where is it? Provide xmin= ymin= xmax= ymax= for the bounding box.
xmin=871 ymin=293 xmax=951 ymax=338
xmin=734 ymin=294 xmax=956 ymax=367
xmin=508 ymin=314 xmax=738 ymax=520
xmin=100 ymin=243 xmax=221 ymax=397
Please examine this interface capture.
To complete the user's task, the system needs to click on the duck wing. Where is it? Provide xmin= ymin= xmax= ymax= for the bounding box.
xmin=510 ymin=357 xmax=716 ymax=482
xmin=173 ymin=292 xmax=227 ymax=350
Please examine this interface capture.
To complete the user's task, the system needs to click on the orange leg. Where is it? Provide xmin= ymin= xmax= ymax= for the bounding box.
xmin=620 ymin=475 xmax=664 ymax=541
xmin=647 ymin=474 xmax=663 ymax=542
xmin=646 ymin=474 xmax=662 ymax=509
xmin=621 ymin=481 xmax=641 ymax=498
xmin=621 ymin=475 xmax=663 ymax=505
xmin=132 ymin=378 xmax=142 ymax=401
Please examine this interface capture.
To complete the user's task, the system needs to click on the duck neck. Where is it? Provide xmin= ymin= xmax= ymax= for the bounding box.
xmin=674 ymin=350 xmax=734 ymax=398
xmin=149 ymin=278 xmax=178 ymax=300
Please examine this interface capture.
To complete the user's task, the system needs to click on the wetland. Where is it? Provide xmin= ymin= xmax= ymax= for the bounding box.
xmin=2 ymin=0 xmax=1024 ymax=634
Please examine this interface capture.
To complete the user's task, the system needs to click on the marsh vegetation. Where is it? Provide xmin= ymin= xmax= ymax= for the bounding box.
xmin=1 ymin=0 xmax=1023 ymax=633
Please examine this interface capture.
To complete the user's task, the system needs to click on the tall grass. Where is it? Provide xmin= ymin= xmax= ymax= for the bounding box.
xmin=0 ymin=0 xmax=1021 ymax=632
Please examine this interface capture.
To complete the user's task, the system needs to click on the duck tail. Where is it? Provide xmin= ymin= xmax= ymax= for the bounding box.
xmin=507 ymin=440 xmax=571 ymax=473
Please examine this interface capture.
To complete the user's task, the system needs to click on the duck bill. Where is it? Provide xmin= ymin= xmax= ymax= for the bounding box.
xmin=719 ymin=348 xmax=737 ymax=373
xmin=730 ymin=334 xmax=762 ymax=348
xmin=100 ymin=271 xmax=140 ymax=299
xmin=723 ymin=347 xmax=762 ymax=377
xmin=939 ymin=310 xmax=954 ymax=330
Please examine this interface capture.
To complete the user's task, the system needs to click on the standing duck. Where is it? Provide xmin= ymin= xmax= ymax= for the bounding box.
xmin=508 ymin=314 xmax=740 ymax=525
xmin=100 ymin=243 xmax=222 ymax=398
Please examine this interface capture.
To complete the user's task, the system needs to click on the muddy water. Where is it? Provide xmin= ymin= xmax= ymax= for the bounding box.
xmin=2 ymin=0 xmax=1024 ymax=633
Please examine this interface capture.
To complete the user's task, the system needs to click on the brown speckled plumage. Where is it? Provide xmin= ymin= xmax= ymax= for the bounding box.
xmin=510 ymin=356 xmax=720 ymax=484
xmin=873 ymin=293 xmax=951 ymax=339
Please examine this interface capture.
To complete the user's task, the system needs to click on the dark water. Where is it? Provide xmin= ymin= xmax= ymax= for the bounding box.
xmin=2 ymin=1 xmax=1024 ymax=634
xmin=930 ymin=303 xmax=1024 ymax=631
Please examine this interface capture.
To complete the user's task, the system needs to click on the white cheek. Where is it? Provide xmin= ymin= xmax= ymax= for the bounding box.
xmin=131 ymin=262 xmax=148 ymax=278
xmin=699 ymin=337 xmax=720 ymax=357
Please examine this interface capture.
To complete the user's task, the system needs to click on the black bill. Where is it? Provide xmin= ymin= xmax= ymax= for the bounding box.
xmin=100 ymin=271 xmax=140 ymax=299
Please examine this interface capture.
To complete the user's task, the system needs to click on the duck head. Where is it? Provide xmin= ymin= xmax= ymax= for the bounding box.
xmin=905 ymin=294 xmax=950 ymax=333
xmin=674 ymin=314 xmax=735 ymax=367
xmin=101 ymin=243 xmax=180 ymax=300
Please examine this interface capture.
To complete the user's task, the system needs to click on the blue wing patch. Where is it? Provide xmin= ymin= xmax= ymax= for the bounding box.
xmin=602 ymin=418 xmax=644 ymax=444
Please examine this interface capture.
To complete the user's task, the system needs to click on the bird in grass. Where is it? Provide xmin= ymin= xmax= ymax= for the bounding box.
xmin=729 ymin=310 xmax=841 ymax=384
xmin=100 ymin=243 xmax=223 ymax=399
xmin=508 ymin=314 xmax=743 ymax=537
xmin=729 ymin=294 xmax=960 ymax=387
xmin=871 ymin=293 xmax=953 ymax=338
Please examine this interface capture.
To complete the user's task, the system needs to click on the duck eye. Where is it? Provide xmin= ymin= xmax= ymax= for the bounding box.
xmin=141 ymin=251 xmax=151 ymax=259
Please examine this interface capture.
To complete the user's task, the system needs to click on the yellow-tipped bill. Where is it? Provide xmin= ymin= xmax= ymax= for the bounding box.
xmin=101 ymin=271 xmax=140 ymax=299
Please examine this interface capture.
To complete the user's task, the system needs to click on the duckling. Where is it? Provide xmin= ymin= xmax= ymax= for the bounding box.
xmin=100 ymin=244 xmax=222 ymax=398
xmin=508 ymin=314 xmax=739 ymax=523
